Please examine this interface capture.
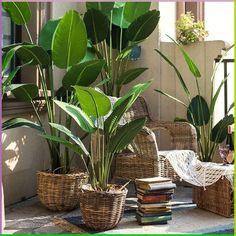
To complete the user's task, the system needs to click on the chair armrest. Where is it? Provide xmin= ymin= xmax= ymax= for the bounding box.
xmin=147 ymin=121 xmax=198 ymax=152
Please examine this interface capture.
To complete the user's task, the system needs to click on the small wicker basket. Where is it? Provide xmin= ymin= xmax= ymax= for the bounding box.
xmin=79 ymin=184 xmax=127 ymax=230
xmin=37 ymin=170 xmax=88 ymax=211
xmin=193 ymin=177 xmax=234 ymax=217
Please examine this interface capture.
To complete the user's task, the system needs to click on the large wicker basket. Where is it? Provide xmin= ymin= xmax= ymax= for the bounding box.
xmin=79 ymin=184 xmax=127 ymax=230
xmin=37 ymin=170 xmax=88 ymax=211
xmin=193 ymin=177 xmax=234 ymax=217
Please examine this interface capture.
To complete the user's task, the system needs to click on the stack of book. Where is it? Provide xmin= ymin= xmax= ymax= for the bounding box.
xmin=135 ymin=177 xmax=176 ymax=225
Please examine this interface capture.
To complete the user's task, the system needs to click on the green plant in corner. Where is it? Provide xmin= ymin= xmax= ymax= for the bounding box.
xmin=155 ymin=36 xmax=234 ymax=162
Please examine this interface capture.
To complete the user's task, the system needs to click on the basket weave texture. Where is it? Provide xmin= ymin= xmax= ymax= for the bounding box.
xmin=79 ymin=185 xmax=127 ymax=230
xmin=193 ymin=177 xmax=234 ymax=217
xmin=37 ymin=170 xmax=88 ymax=211
xmin=114 ymin=96 xmax=197 ymax=182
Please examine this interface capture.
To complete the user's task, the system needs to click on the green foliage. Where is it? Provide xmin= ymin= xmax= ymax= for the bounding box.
xmin=2 ymin=3 xmax=155 ymax=176
xmin=8 ymin=84 xmax=38 ymax=102
xmin=176 ymin=12 xmax=208 ymax=45
xmin=53 ymin=84 xmax=148 ymax=190
xmin=155 ymin=38 xmax=234 ymax=162
xmin=126 ymin=10 xmax=160 ymax=42
xmin=39 ymin=18 xmax=60 ymax=50
xmin=2 ymin=118 xmax=44 ymax=132
xmin=73 ymin=86 xmax=111 ymax=117
xmin=62 ymin=60 xmax=105 ymax=89
xmin=52 ymin=10 xmax=87 ymax=68
xmin=2 ymin=2 xmax=31 ymax=25
xmin=84 ymin=9 xmax=109 ymax=44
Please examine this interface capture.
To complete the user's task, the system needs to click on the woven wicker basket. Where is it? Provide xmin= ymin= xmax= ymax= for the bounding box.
xmin=193 ymin=177 xmax=234 ymax=217
xmin=79 ymin=184 xmax=127 ymax=230
xmin=37 ymin=170 xmax=88 ymax=211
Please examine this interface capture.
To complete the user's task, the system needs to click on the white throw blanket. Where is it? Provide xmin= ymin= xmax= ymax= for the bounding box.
xmin=159 ymin=150 xmax=234 ymax=190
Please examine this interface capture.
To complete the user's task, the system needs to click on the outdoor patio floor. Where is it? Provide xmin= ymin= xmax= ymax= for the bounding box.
xmin=4 ymin=186 xmax=234 ymax=234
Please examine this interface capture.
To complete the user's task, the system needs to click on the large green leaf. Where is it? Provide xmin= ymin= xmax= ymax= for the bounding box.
xmin=73 ymin=86 xmax=111 ymax=117
xmin=8 ymin=84 xmax=38 ymax=102
xmin=39 ymin=18 xmax=61 ymax=50
xmin=116 ymin=67 xmax=148 ymax=86
xmin=86 ymin=2 xmax=114 ymax=15
xmin=210 ymin=115 xmax=234 ymax=143
xmin=112 ymin=6 xmax=130 ymax=29
xmin=167 ymin=35 xmax=201 ymax=78
xmin=187 ymin=95 xmax=210 ymax=126
xmin=54 ymin=100 xmax=96 ymax=133
xmin=16 ymin=45 xmax=50 ymax=66
xmin=2 ymin=2 xmax=31 ymax=25
xmin=84 ymin=9 xmax=109 ymax=45
xmin=63 ymin=60 xmax=105 ymax=90
xmin=40 ymin=133 xmax=83 ymax=155
xmin=49 ymin=123 xmax=89 ymax=156
xmin=155 ymin=49 xmax=190 ymax=96
xmin=52 ymin=10 xmax=87 ymax=68
xmin=2 ymin=118 xmax=43 ymax=132
xmin=109 ymin=117 xmax=146 ymax=153
xmin=124 ymin=2 xmax=151 ymax=23
xmin=126 ymin=10 xmax=160 ymax=42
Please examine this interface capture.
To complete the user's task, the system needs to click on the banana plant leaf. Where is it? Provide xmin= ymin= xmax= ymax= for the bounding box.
xmin=2 ymin=118 xmax=43 ymax=132
xmin=84 ymin=9 xmax=109 ymax=44
xmin=124 ymin=2 xmax=151 ymax=23
xmin=86 ymin=2 xmax=114 ymax=16
xmin=187 ymin=95 xmax=210 ymax=126
xmin=2 ymin=2 xmax=31 ymax=25
xmin=210 ymin=115 xmax=234 ymax=143
xmin=109 ymin=117 xmax=146 ymax=153
xmin=167 ymin=35 xmax=201 ymax=78
xmin=40 ymin=133 xmax=83 ymax=155
xmin=39 ymin=18 xmax=61 ymax=50
xmin=52 ymin=10 xmax=87 ymax=68
xmin=155 ymin=89 xmax=188 ymax=108
xmin=116 ymin=67 xmax=148 ymax=86
xmin=54 ymin=100 xmax=96 ymax=133
xmin=62 ymin=60 xmax=105 ymax=90
xmin=49 ymin=123 xmax=89 ymax=156
xmin=126 ymin=10 xmax=160 ymax=42
xmin=8 ymin=83 xmax=38 ymax=102
xmin=73 ymin=86 xmax=111 ymax=117
xmin=155 ymin=49 xmax=190 ymax=96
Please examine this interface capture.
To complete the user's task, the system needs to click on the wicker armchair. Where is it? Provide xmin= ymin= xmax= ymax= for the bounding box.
xmin=113 ymin=96 xmax=197 ymax=182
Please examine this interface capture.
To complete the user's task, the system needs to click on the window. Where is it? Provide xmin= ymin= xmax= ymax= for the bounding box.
xmin=2 ymin=3 xmax=50 ymax=115
xmin=2 ymin=9 xmax=21 ymax=83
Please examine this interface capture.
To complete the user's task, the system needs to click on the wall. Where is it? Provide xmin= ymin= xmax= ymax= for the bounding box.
xmin=2 ymin=1 xmax=227 ymax=205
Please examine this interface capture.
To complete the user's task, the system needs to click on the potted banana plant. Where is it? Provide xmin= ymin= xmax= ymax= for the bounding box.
xmin=42 ymin=81 xmax=150 ymax=230
xmin=155 ymin=36 xmax=234 ymax=162
xmin=2 ymin=3 xmax=97 ymax=211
